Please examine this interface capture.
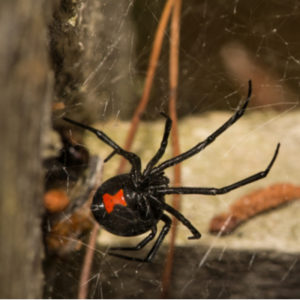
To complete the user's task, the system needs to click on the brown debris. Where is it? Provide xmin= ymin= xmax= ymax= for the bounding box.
xmin=44 ymin=156 xmax=102 ymax=256
xmin=52 ymin=102 xmax=65 ymax=111
xmin=46 ymin=207 xmax=94 ymax=255
xmin=44 ymin=189 xmax=70 ymax=213
xmin=209 ymin=183 xmax=300 ymax=235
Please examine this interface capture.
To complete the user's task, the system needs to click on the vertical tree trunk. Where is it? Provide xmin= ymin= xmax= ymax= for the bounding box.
xmin=0 ymin=0 xmax=53 ymax=297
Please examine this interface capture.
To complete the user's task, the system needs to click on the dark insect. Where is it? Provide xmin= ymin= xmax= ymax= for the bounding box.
xmin=63 ymin=81 xmax=280 ymax=262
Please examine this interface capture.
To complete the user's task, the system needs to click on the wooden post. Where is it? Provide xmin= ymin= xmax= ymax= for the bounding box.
xmin=0 ymin=0 xmax=53 ymax=297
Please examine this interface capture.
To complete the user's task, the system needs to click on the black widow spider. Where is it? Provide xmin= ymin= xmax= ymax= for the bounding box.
xmin=63 ymin=81 xmax=280 ymax=262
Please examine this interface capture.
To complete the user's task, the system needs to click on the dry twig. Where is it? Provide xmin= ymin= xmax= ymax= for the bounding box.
xmin=209 ymin=183 xmax=300 ymax=235
xmin=117 ymin=0 xmax=176 ymax=174
xmin=161 ymin=0 xmax=182 ymax=297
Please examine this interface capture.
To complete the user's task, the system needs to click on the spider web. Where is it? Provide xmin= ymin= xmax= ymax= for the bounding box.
xmin=45 ymin=0 xmax=300 ymax=298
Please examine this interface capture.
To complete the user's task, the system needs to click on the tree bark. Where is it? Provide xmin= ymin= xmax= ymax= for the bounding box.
xmin=0 ymin=0 xmax=53 ymax=297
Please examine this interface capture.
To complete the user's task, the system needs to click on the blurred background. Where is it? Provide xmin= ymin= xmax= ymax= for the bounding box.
xmin=50 ymin=0 xmax=300 ymax=121
xmin=1 ymin=0 xmax=300 ymax=298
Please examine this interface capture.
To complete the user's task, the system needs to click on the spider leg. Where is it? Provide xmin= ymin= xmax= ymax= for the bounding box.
xmin=150 ymin=80 xmax=252 ymax=175
xmin=150 ymin=195 xmax=201 ymax=239
xmin=156 ymin=143 xmax=280 ymax=196
xmin=109 ymin=227 xmax=157 ymax=252
xmin=105 ymin=112 xmax=172 ymax=166
xmin=63 ymin=117 xmax=142 ymax=177
xmin=103 ymin=149 xmax=117 ymax=163
xmin=108 ymin=214 xmax=171 ymax=262
xmin=143 ymin=112 xmax=172 ymax=176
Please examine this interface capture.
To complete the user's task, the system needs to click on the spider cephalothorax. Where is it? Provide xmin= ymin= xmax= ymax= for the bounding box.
xmin=64 ymin=80 xmax=280 ymax=262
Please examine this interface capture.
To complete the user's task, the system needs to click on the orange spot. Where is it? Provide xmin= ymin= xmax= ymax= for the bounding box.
xmin=44 ymin=189 xmax=70 ymax=213
xmin=103 ymin=189 xmax=127 ymax=213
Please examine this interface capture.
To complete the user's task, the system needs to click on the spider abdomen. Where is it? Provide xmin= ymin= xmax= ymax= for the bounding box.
xmin=91 ymin=174 xmax=164 ymax=237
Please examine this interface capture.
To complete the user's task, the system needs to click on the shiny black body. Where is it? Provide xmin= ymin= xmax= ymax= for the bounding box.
xmin=91 ymin=173 xmax=166 ymax=236
xmin=64 ymin=81 xmax=280 ymax=262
